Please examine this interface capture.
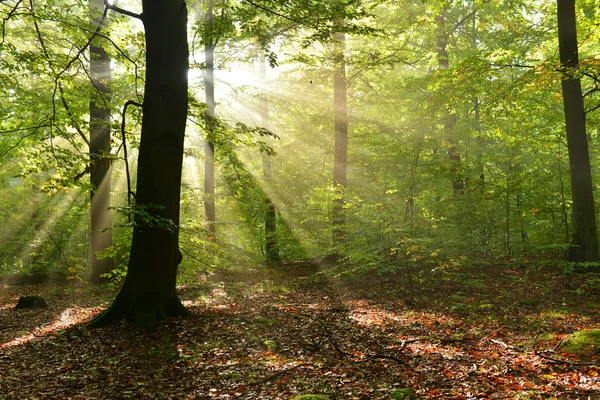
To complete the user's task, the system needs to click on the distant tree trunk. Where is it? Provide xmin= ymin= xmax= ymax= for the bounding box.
xmin=258 ymin=54 xmax=279 ymax=264
xmin=557 ymin=0 xmax=599 ymax=261
xmin=204 ymin=3 xmax=216 ymax=240
xmin=474 ymin=98 xmax=485 ymax=189
xmin=471 ymin=13 xmax=485 ymax=190
xmin=92 ymin=0 xmax=189 ymax=325
xmin=436 ymin=12 xmax=464 ymax=195
xmin=89 ymin=0 xmax=114 ymax=284
xmin=332 ymin=31 xmax=348 ymax=246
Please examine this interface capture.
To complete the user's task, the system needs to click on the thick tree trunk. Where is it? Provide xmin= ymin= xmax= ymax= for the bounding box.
xmin=89 ymin=0 xmax=114 ymax=284
xmin=332 ymin=31 xmax=348 ymax=246
xmin=258 ymin=55 xmax=279 ymax=265
xmin=92 ymin=0 xmax=189 ymax=325
xmin=557 ymin=0 xmax=599 ymax=262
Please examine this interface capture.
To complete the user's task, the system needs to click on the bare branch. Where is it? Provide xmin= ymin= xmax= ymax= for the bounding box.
xmin=104 ymin=0 xmax=142 ymax=20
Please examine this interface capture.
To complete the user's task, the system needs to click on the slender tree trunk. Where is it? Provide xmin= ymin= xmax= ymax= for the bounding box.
xmin=258 ymin=54 xmax=279 ymax=264
xmin=404 ymin=136 xmax=424 ymax=235
xmin=89 ymin=0 xmax=114 ymax=284
xmin=92 ymin=0 xmax=189 ymax=325
xmin=557 ymin=0 xmax=599 ymax=261
xmin=204 ymin=5 xmax=216 ymax=240
xmin=557 ymin=143 xmax=570 ymax=244
xmin=471 ymin=12 xmax=485 ymax=190
xmin=436 ymin=12 xmax=464 ymax=195
xmin=332 ymin=32 xmax=348 ymax=246
xmin=474 ymin=98 xmax=485 ymax=189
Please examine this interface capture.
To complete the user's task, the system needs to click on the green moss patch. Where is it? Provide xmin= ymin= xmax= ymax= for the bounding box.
xmin=559 ymin=329 xmax=600 ymax=357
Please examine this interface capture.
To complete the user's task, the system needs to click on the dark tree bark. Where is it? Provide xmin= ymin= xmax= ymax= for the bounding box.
xmin=204 ymin=2 xmax=216 ymax=240
xmin=258 ymin=54 xmax=279 ymax=265
xmin=436 ymin=12 xmax=464 ymax=195
xmin=92 ymin=0 xmax=189 ymax=325
xmin=558 ymin=0 xmax=599 ymax=261
xmin=89 ymin=0 xmax=114 ymax=284
xmin=332 ymin=31 xmax=348 ymax=245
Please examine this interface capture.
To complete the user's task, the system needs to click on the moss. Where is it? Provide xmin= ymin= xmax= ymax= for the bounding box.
xmin=518 ymin=298 xmax=541 ymax=306
xmin=560 ymin=329 xmax=600 ymax=356
xmin=290 ymin=395 xmax=328 ymax=400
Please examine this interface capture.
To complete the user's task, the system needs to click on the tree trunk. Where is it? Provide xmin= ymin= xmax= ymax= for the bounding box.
xmin=557 ymin=0 xmax=599 ymax=262
xmin=92 ymin=0 xmax=189 ymax=325
xmin=89 ymin=0 xmax=114 ymax=284
xmin=258 ymin=54 xmax=279 ymax=265
xmin=436 ymin=12 xmax=464 ymax=195
xmin=332 ymin=31 xmax=348 ymax=246
xmin=204 ymin=3 xmax=216 ymax=240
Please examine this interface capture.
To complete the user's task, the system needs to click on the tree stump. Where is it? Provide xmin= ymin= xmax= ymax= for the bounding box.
xmin=15 ymin=295 xmax=48 ymax=309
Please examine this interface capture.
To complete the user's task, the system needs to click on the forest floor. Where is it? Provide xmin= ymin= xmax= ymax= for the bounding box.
xmin=1 ymin=261 xmax=600 ymax=399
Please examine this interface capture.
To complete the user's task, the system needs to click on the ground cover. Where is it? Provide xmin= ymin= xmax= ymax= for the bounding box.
xmin=0 ymin=262 xmax=599 ymax=399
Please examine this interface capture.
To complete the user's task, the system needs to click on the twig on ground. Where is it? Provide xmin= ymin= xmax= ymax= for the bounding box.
xmin=552 ymin=338 xmax=564 ymax=352
xmin=260 ymin=362 xmax=312 ymax=383
xmin=317 ymin=318 xmax=349 ymax=358
xmin=399 ymin=336 xmax=469 ymax=351
xmin=359 ymin=353 xmax=404 ymax=365
xmin=535 ymin=351 xmax=600 ymax=367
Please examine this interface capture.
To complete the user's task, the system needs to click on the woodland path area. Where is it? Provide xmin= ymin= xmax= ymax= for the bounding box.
xmin=1 ymin=262 xmax=599 ymax=399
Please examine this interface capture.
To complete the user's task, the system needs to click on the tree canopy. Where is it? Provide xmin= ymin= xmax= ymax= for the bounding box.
xmin=0 ymin=0 xmax=599 ymax=303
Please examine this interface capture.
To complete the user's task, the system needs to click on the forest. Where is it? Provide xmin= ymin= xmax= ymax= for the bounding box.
xmin=1 ymin=0 xmax=600 ymax=398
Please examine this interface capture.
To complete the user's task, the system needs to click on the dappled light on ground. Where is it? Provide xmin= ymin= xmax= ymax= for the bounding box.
xmin=0 ymin=305 xmax=99 ymax=348
xmin=1 ymin=264 xmax=600 ymax=398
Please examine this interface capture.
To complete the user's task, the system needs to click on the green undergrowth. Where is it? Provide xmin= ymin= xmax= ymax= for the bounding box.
xmin=559 ymin=329 xmax=600 ymax=357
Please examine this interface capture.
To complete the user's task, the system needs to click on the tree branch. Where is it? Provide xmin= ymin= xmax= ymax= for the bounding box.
xmin=104 ymin=0 xmax=142 ymax=20
xmin=121 ymin=100 xmax=142 ymax=221
xmin=33 ymin=20 xmax=91 ymax=147
xmin=0 ymin=0 xmax=23 ymax=47
xmin=243 ymin=0 xmax=316 ymax=29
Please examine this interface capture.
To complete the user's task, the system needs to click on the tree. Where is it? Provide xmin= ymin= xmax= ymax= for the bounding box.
xmin=258 ymin=54 xmax=280 ymax=264
xmin=203 ymin=0 xmax=217 ymax=240
xmin=89 ymin=0 xmax=114 ymax=283
xmin=93 ymin=0 xmax=189 ymax=324
xmin=557 ymin=0 xmax=599 ymax=262
xmin=435 ymin=8 xmax=464 ymax=195
xmin=332 ymin=31 xmax=348 ymax=246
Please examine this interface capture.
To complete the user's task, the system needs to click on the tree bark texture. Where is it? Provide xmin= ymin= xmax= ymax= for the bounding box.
xmin=332 ymin=31 xmax=348 ymax=245
xmin=557 ymin=0 xmax=599 ymax=261
xmin=89 ymin=0 xmax=114 ymax=284
xmin=92 ymin=0 xmax=189 ymax=325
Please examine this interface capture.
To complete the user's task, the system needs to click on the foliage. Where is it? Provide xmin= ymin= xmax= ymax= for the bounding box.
xmin=1 ymin=0 xmax=600 ymax=290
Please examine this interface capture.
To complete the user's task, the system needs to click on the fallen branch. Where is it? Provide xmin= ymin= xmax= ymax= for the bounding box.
xmin=535 ymin=351 xmax=600 ymax=367
xmin=399 ymin=338 xmax=422 ymax=351
xmin=316 ymin=319 xmax=404 ymax=365
xmin=399 ymin=336 xmax=470 ymax=351
xmin=359 ymin=353 xmax=404 ymax=365
xmin=317 ymin=318 xmax=349 ymax=358
xmin=260 ymin=362 xmax=312 ymax=383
